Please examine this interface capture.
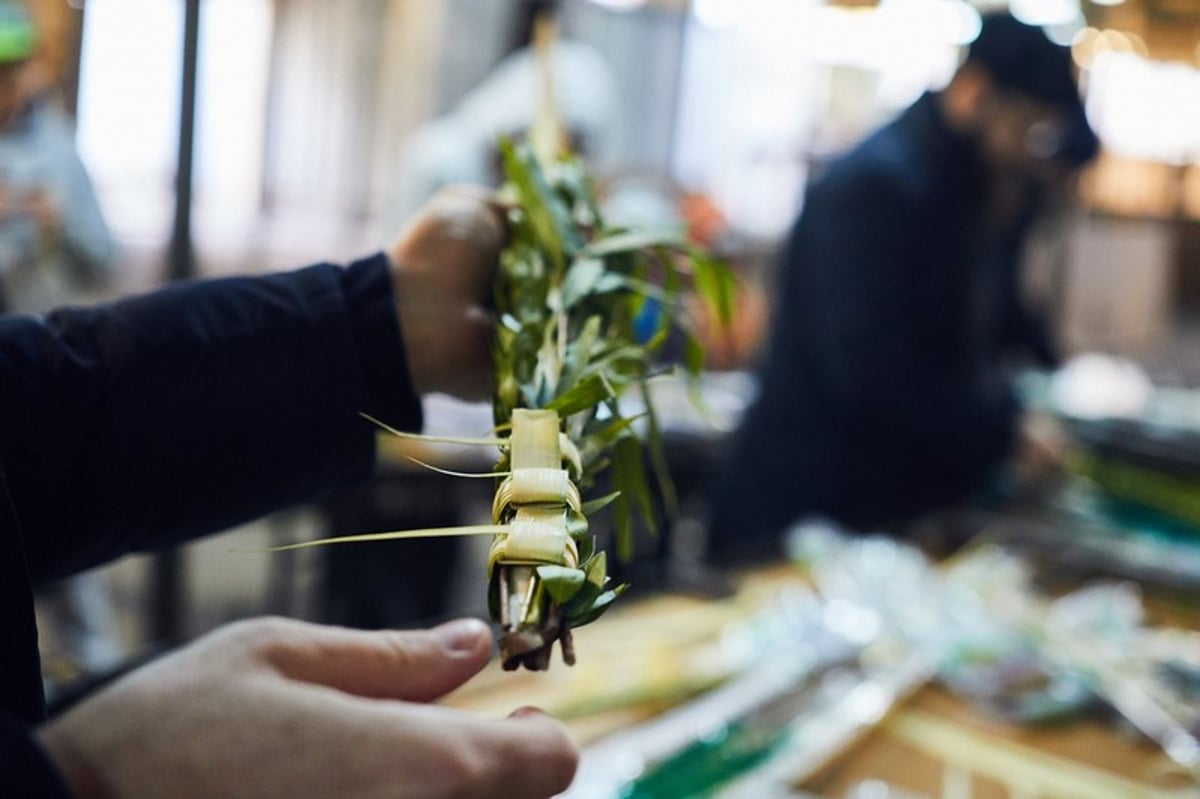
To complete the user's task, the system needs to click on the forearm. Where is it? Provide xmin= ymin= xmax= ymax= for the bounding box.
xmin=1 ymin=254 xmax=422 ymax=583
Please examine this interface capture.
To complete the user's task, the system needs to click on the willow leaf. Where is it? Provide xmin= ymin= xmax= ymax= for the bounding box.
xmin=639 ymin=381 xmax=678 ymax=521
xmin=579 ymin=415 xmax=644 ymax=471
xmin=583 ymin=228 xmax=686 ymax=258
xmin=561 ymin=258 xmax=606 ymax=309
xmin=592 ymin=271 xmax=632 ymax=295
xmin=613 ymin=435 xmax=655 ymax=553
xmin=545 ymin=373 xmax=613 ymax=416
xmin=690 ymin=247 xmax=737 ymax=326
xmin=581 ymin=490 xmax=621 ymax=515
xmin=577 ymin=345 xmax=647 ymax=383
xmin=616 ymin=436 xmax=655 ymax=525
xmin=614 ymin=484 xmax=633 ymax=559
xmin=556 ymin=315 xmax=602 ymax=396
xmin=500 ymin=139 xmax=581 ymax=269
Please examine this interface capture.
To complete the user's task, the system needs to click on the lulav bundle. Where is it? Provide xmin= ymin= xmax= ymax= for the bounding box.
xmin=486 ymin=140 xmax=733 ymax=669
xmin=267 ymin=140 xmax=733 ymax=671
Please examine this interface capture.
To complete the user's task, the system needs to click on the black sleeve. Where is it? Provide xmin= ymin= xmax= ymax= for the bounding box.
xmin=0 ymin=253 xmax=424 ymax=583
xmin=795 ymin=169 xmax=1016 ymax=468
xmin=0 ymin=713 xmax=73 ymax=798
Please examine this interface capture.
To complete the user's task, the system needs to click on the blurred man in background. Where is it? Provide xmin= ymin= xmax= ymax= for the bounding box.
xmin=707 ymin=12 xmax=1099 ymax=560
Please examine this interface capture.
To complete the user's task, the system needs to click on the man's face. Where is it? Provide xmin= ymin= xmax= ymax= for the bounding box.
xmin=976 ymin=90 xmax=1075 ymax=184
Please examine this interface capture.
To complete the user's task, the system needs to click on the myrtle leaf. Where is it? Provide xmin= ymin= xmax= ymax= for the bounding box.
xmin=536 ymin=565 xmax=587 ymax=604
xmin=568 ymin=584 xmax=629 ymax=627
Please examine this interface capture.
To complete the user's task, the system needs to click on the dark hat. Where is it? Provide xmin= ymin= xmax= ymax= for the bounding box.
xmin=967 ymin=12 xmax=1099 ymax=167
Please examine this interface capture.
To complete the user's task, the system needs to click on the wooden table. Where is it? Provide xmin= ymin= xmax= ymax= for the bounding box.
xmin=443 ymin=554 xmax=1200 ymax=798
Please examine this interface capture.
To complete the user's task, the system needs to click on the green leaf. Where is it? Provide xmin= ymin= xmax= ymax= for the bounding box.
xmin=592 ymin=271 xmax=632 ymax=294
xmin=578 ymin=345 xmax=648 ymax=383
xmin=581 ymin=490 xmax=621 ymax=515
xmin=576 ymin=534 xmax=595 ymax=564
xmin=563 ymin=552 xmax=609 ymax=617
xmin=499 ymin=139 xmax=582 ymax=269
xmin=584 ymin=549 xmax=608 ymax=588
xmin=682 ymin=331 xmax=723 ymax=427
xmin=614 ymin=434 xmax=657 ymax=537
xmin=646 ymin=246 xmax=684 ymax=353
xmin=566 ymin=511 xmax=590 ymax=540
xmin=690 ymin=248 xmax=737 ymax=327
xmin=554 ymin=157 xmax=604 ymax=226
xmin=579 ymin=414 xmax=644 ymax=469
xmin=640 ymin=381 xmax=678 ymax=521
xmin=561 ymin=258 xmax=605 ymax=309
xmin=536 ymin=565 xmax=587 ymax=604
xmin=556 ymin=315 xmax=601 ymax=397
xmin=568 ymin=584 xmax=629 ymax=627
xmin=613 ymin=490 xmax=634 ymax=563
xmin=583 ymin=228 xmax=686 ymax=257
xmin=545 ymin=373 xmax=614 ymax=416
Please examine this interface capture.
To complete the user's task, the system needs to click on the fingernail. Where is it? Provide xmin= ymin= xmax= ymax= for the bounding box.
xmin=510 ymin=706 xmax=545 ymax=719
xmin=434 ymin=618 xmax=490 ymax=653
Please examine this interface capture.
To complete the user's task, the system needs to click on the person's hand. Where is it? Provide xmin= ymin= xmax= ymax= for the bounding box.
xmin=1012 ymin=410 xmax=1069 ymax=484
xmin=388 ymin=186 xmax=507 ymax=400
xmin=37 ymin=617 xmax=577 ymax=799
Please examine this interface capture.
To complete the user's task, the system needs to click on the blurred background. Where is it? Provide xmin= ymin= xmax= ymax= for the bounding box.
xmin=23 ymin=1 xmax=1200 ymax=794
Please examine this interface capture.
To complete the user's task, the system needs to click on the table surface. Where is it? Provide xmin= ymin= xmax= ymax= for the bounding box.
xmin=442 ymin=557 xmax=1200 ymax=798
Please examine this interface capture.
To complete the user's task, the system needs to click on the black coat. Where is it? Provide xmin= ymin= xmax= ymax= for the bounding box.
xmin=0 ymin=254 xmax=423 ymax=794
xmin=709 ymin=94 xmax=1056 ymax=558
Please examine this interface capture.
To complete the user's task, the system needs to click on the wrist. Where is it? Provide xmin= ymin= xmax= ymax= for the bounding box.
xmin=389 ymin=262 xmax=441 ymax=396
xmin=36 ymin=725 xmax=114 ymax=799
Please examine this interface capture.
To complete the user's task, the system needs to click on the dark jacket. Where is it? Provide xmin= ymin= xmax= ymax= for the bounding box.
xmin=0 ymin=254 xmax=423 ymax=794
xmin=709 ymin=94 xmax=1057 ymax=558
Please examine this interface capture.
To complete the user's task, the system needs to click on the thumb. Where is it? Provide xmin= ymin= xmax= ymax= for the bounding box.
xmin=247 ymin=617 xmax=494 ymax=703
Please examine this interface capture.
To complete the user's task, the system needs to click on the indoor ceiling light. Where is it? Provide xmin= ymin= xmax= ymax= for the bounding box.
xmin=1009 ymin=0 xmax=1081 ymax=27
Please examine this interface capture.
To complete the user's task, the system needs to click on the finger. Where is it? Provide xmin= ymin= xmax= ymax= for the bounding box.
xmin=436 ymin=184 xmax=512 ymax=246
xmin=426 ymin=188 xmax=507 ymax=246
xmin=440 ymin=183 xmax=514 ymax=213
xmin=481 ymin=709 xmax=579 ymax=798
xmin=245 ymin=617 xmax=494 ymax=702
